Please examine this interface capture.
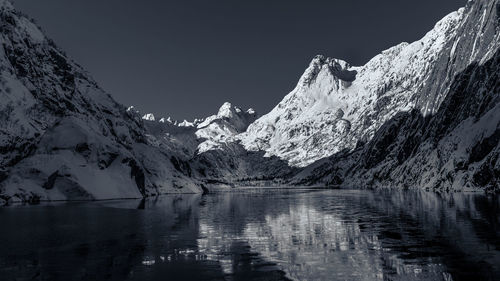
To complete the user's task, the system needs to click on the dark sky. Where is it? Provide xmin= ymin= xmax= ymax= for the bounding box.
xmin=13 ymin=0 xmax=466 ymax=120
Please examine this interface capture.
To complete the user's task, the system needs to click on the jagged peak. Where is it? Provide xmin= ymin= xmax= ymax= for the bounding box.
xmin=0 ymin=0 xmax=14 ymax=10
xmin=299 ymin=55 xmax=355 ymax=86
xmin=178 ymin=120 xmax=194 ymax=127
xmin=0 ymin=0 xmax=46 ymax=44
xmin=142 ymin=113 xmax=155 ymax=121
xmin=126 ymin=106 xmax=141 ymax=117
xmin=158 ymin=117 xmax=174 ymax=123
xmin=310 ymin=55 xmax=351 ymax=68
xmin=217 ymin=102 xmax=234 ymax=118
xmin=216 ymin=102 xmax=256 ymax=119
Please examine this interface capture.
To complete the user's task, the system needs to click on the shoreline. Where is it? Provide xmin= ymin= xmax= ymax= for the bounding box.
xmin=1 ymin=185 xmax=493 ymax=207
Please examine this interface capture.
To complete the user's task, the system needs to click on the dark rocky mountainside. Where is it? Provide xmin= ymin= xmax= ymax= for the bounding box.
xmin=239 ymin=0 xmax=499 ymax=170
xmin=0 ymin=0 xmax=499 ymax=204
xmin=293 ymin=47 xmax=500 ymax=192
xmin=0 ymin=0 xmax=203 ymax=204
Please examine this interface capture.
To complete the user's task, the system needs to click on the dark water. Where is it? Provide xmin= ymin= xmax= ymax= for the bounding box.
xmin=0 ymin=189 xmax=499 ymax=281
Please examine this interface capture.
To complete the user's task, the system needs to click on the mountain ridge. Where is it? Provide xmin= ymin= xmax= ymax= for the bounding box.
xmin=0 ymin=0 xmax=498 ymax=204
xmin=238 ymin=6 xmax=473 ymax=167
xmin=0 ymin=0 xmax=204 ymax=204
xmin=292 ymin=47 xmax=500 ymax=192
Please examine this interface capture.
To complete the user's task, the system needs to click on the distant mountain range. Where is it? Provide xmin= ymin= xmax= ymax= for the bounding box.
xmin=0 ymin=0 xmax=498 ymax=204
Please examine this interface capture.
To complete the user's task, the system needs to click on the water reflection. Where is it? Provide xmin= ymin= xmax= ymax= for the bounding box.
xmin=0 ymin=189 xmax=498 ymax=280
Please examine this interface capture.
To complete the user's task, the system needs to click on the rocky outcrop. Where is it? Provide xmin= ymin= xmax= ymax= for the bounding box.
xmin=294 ymin=47 xmax=500 ymax=192
xmin=140 ymin=102 xmax=295 ymax=185
xmin=0 ymin=0 xmax=202 ymax=203
xmin=239 ymin=0 xmax=499 ymax=168
xmin=1 ymin=0 xmax=498 ymax=202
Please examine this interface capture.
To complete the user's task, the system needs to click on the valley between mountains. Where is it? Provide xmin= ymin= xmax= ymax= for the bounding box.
xmin=0 ymin=0 xmax=499 ymax=204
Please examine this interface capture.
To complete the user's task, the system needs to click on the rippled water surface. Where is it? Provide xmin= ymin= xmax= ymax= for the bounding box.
xmin=0 ymin=189 xmax=499 ymax=281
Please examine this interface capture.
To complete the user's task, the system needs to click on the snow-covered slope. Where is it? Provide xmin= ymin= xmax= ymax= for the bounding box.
xmin=1 ymin=0 xmax=498 ymax=203
xmin=138 ymin=102 xmax=256 ymax=156
xmin=0 ymin=0 xmax=202 ymax=204
xmin=138 ymin=102 xmax=294 ymax=185
xmin=239 ymin=0 xmax=500 ymax=167
xmin=289 ymin=0 xmax=500 ymax=191
xmin=195 ymin=102 xmax=257 ymax=153
xmin=293 ymin=46 xmax=500 ymax=192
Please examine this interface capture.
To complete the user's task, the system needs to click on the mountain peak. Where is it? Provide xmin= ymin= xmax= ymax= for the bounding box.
xmin=0 ymin=0 xmax=13 ymax=10
xmin=299 ymin=55 xmax=354 ymax=87
xmin=310 ymin=55 xmax=350 ymax=68
xmin=142 ymin=113 xmax=155 ymax=121
xmin=241 ymin=0 xmax=499 ymax=168
xmin=217 ymin=102 xmax=234 ymax=118
xmin=246 ymin=108 xmax=256 ymax=115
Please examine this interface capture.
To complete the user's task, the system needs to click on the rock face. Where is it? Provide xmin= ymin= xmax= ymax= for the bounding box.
xmin=139 ymin=102 xmax=256 ymax=157
xmin=293 ymin=47 xmax=500 ymax=192
xmin=239 ymin=0 xmax=500 ymax=168
xmin=195 ymin=102 xmax=257 ymax=153
xmin=141 ymin=102 xmax=295 ymax=185
xmin=290 ymin=0 xmax=500 ymax=191
xmin=0 ymin=0 xmax=202 ymax=203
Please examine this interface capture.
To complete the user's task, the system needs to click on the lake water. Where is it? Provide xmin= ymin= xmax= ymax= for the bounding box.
xmin=0 ymin=189 xmax=499 ymax=281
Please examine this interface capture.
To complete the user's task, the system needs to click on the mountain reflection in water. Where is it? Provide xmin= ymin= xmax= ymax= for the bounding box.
xmin=0 ymin=189 xmax=498 ymax=281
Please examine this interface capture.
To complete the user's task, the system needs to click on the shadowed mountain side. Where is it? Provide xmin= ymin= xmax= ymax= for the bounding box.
xmin=138 ymin=104 xmax=297 ymax=188
xmin=292 ymin=47 xmax=500 ymax=192
xmin=191 ymin=142 xmax=298 ymax=187
xmin=1 ymin=0 xmax=499 ymax=203
xmin=238 ymin=0 xmax=500 ymax=168
xmin=0 ymin=1 xmax=203 ymax=204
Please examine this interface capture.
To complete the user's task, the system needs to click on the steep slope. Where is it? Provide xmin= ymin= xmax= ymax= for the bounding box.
xmin=239 ymin=0 xmax=500 ymax=167
xmin=139 ymin=102 xmax=256 ymax=156
xmin=195 ymin=102 xmax=257 ymax=153
xmin=0 ymin=0 xmax=202 ymax=204
xmin=293 ymin=46 xmax=500 ymax=192
xmin=1 ymin=0 xmax=497 ymax=203
xmin=140 ymin=102 xmax=295 ymax=185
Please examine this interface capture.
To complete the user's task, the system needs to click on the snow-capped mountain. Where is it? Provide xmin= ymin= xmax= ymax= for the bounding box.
xmin=0 ymin=0 xmax=203 ymax=204
xmin=294 ymin=46 xmax=500 ymax=191
xmin=289 ymin=0 xmax=500 ymax=191
xmin=138 ymin=102 xmax=256 ymax=156
xmin=138 ymin=102 xmax=294 ymax=184
xmin=195 ymin=102 xmax=257 ymax=153
xmin=0 ymin=0 xmax=498 ymax=204
xmin=239 ymin=0 xmax=499 ymax=168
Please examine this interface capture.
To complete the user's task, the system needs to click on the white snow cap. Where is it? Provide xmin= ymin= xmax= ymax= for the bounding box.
xmin=178 ymin=120 xmax=194 ymax=127
xmin=126 ymin=106 xmax=140 ymax=115
xmin=298 ymin=55 xmax=352 ymax=87
xmin=217 ymin=102 xmax=255 ymax=119
xmin=159 ymin=117 xmax=174 ymax=123
xmin=142 ymin=113 xmax=155 ymax=121
xmin=217 ymin=102 xmax=234 ymax=118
